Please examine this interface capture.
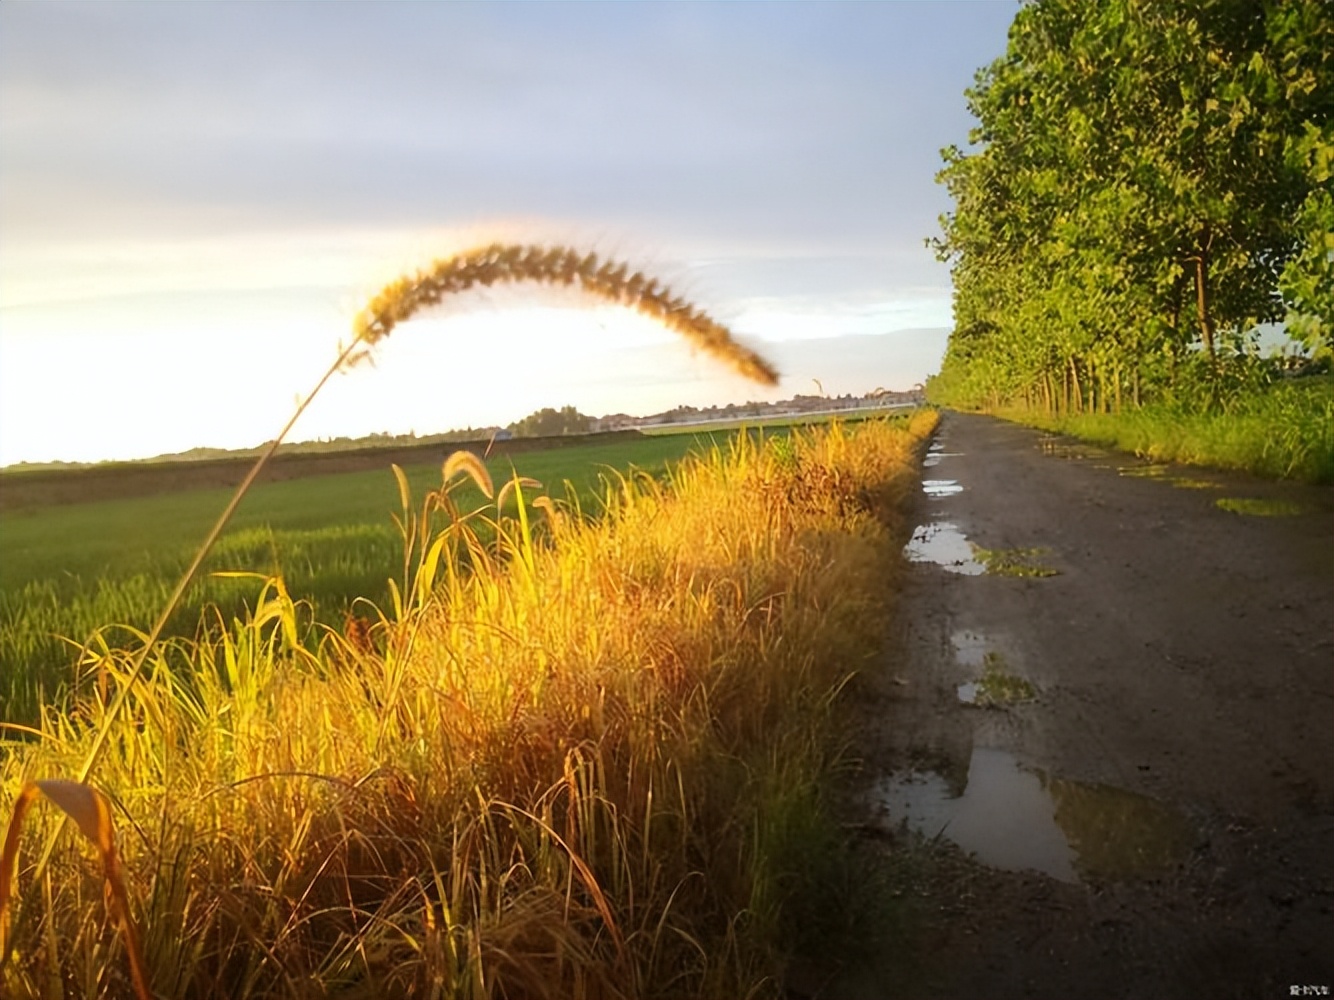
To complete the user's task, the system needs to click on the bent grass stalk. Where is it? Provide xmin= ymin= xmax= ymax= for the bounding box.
xmin=1 ymin=781 xmax=149 ymax=999
xmin=5 ymin=243 xmax=778 ymax=973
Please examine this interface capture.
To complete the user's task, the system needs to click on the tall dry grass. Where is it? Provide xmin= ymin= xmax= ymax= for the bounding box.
xmin=1 ymin=243 xmax=785 ymax=995
xmin=1 ymin=241 xmax=934 ymax=994
xmin=1 ymin=410 xmax=936 ymax=997
xmin=44 ymin=244 xmax=780 ymax=800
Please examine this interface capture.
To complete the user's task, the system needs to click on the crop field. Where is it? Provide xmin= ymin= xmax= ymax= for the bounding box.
xmin=0 ymin=431 xmax=770 ymax=726
xmin=638 ymin=405 xmax=913 ymax=436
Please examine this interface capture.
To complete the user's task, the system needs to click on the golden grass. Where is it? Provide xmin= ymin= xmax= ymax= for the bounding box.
xmin=1 ymin=781 xmax=149 ymax=999
xmin=2 ymin=411 xmax=937 ymax=997
xmin=1 ymin=239 xmax=919 ymax=995
xmin=46 ymin=242 xmax=780 ymax=814
xmin=353 ymin=244 xmax=779 ymax=386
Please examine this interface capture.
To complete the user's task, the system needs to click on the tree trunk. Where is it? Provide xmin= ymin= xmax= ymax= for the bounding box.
xmin=1069 ymin=357 xmax=1083 ymax=415
xmin=1194 ymin=226 xmax=1215 ymax=359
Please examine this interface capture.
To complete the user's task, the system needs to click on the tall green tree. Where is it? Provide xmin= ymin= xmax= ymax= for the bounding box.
xmin=931 ymin=0 xmax=1332 ymax=412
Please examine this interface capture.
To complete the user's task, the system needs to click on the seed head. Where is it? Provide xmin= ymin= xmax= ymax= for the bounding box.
xmin=351 ymin=243 xmax=779 ymax=385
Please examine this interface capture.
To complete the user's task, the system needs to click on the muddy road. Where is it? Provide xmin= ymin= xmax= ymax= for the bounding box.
xmin=841 ymin=412 xmax=1333 ymax=999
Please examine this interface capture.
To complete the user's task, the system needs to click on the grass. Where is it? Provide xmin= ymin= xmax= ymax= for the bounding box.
xmin=1 ymin=410 xmax=938 ymax=997
xmin=1214 ymin=497 xmax=1307 ymax=517
xmin=992 ymin=377 xmax=1334 ymax=484
xmin=1 ymin=241 xmax=932 ymax=994
xmin=0 ymin=432 xmax=771 ymax=728
xmin=967 ymin=652 xmax=1038 ymax=707
xmin=973 ymin=546 xmax=1059 ymax=578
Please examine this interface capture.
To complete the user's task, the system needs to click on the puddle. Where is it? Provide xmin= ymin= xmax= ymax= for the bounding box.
xmin=1168 ymin=478 xmax=1219 ymax=490
xmin=1118 ymin=464 xmax=1172 ymax=478
xmin=923 ymin=451 xmax=963 ymax=468
xmin=1038 ymin=436 xmax=1109 ymax=461
xmin=1215 ymin=497 xmax=1306 ymax=517
xmin=922 ymin=479 xmax=964 ymax=497
xmin=950 ymin=629 xmax=989 ymax=668
xmin=905 ymin=532 xmax=1058 ymax=578
xmin=876 ymin=748 xmax=1191 ymax=883
xmin=904 ymin=523 xmax=985 ymax=575
xmin=878 ymin=748 xmax=1078 ymax=881
xmin=956 ymin=652 xmax=1037 ymax=707
xmin=973 ymin=546 xmax=1060 ymax=577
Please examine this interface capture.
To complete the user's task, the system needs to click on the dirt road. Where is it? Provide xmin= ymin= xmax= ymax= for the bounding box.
xmin=842 ymin=412 xmax=1333 ymax=999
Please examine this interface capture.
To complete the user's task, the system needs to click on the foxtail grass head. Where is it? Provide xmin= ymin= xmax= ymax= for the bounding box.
xmin=352 ymin=243 xmax=780 ymax=386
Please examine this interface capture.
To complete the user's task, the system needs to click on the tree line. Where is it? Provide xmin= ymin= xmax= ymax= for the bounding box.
xmin=928 ymin=0 xmax=1332 ymax=414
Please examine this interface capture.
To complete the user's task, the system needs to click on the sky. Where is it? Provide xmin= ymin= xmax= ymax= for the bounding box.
xmin=0 ymin=1 xmax=1018 ymax=466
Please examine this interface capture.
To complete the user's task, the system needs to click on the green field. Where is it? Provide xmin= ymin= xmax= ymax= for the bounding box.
xmin=0 ymin=430 xmax=759 ymax=725
xmin=639 ymin=406 xmax=903 ymax=436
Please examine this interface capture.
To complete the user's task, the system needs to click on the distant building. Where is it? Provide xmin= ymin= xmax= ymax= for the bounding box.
xmin=593 ymin=413 xmax=638 ymax=432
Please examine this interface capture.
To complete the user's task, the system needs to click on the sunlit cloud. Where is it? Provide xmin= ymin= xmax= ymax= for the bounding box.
xmin=0 ymin=2 xmax=1016 ymax=464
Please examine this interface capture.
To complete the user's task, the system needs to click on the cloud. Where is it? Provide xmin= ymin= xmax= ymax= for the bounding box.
xmin=0 ymin=2 xmax=1015 ymax=462
xmin=0 ymin=3 xmax=1015 ymax=245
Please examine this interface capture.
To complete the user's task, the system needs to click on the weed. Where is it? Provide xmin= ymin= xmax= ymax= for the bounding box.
xmin=1214 ymin=497 xmax=1307 ymax=517
xmin=959 ymin=652 xmax=1038 ymax=707
xmin=973 ymin=547 xmax=1059 ymax=578
xmin=998 ymin=377 xmax=1334 ymax=484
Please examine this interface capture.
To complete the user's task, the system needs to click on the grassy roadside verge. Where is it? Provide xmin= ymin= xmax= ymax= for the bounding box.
xmin=2 ymin=410 xmax=937 ymax=998
xmin=987 ymin=378 xmax=1334 ymax=484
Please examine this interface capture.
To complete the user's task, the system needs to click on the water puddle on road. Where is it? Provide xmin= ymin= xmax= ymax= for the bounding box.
xmin=904 ymin=523 xmax=986 ymax=575
xmin=876 ymin=748 xmax=1192 ymax=883
xmin=1119 ymin=463 xmax=1224 ymax=491
xmin=922 ymin=479 xmax=964 ymax=497
xmin=951 ymin=632 xmax=1037 ymax=706
xmin=923 ymin=444 xmax=963 ymax=468
xmin=1118 ymin=464 xmax=1172 ymax=479
xmin=1038 ymin=435 xmax=1110 ymax=461
xmin=951 ymin=629 xmax=988 ymax=668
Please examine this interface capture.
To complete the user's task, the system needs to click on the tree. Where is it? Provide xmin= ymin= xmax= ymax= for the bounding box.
xmin=930 ymin=0 xmax=1332 ymax=413
xmin=507 ymin=406 xmax=591 ymax=437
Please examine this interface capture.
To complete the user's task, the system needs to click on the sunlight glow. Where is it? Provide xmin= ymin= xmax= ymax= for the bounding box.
xmin=0 ymin=230 xmax=947 ymax=466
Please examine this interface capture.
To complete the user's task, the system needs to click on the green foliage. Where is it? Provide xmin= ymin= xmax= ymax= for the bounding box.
xmin=1000 ymin=377 xmax=1334 ymax=483
xmin=507 ymin=404 xmax=592 ymax=437
xmin=930 ymin=0 xmax=1334 ymax=422
xmin=1279 ymin=124 xmax=1334 ymax=355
